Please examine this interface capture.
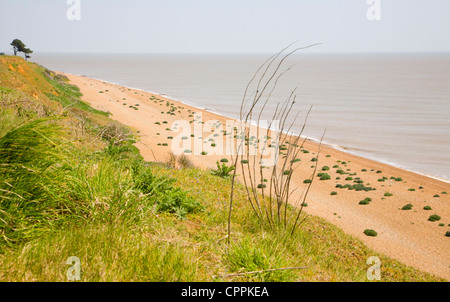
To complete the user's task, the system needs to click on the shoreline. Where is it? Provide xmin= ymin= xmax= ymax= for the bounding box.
xmin=72 ymin=72 xmax=450 ymax=185
xmin=62 ymin=71 xmax=450 ymax=280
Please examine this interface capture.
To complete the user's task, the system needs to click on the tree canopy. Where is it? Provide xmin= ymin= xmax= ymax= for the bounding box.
xmin=10 ymin=39 xmax=33 ymax=61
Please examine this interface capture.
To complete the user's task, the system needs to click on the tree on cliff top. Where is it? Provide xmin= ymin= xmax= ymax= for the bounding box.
xmin=10 ymin=39 xmax=33 ymax=61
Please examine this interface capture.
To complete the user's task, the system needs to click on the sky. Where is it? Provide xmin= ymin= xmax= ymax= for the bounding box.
xmin=1 ymin=0 xmax=450 ymax=54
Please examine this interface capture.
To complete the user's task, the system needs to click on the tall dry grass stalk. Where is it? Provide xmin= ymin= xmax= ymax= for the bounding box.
xmin=228 ymin=43 xmax=323 ymax=241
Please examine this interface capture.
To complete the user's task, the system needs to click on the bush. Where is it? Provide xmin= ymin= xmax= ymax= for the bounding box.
xmin=401 ymin=204 xmax=413 ymax=210
xmin=428 ymin=215 xmax=441 ymax=222
xmin=303 ymin=179 xmax=312 ymax=184
xmin=220 ymin=158 xmax=229 ymax=163
xmin=330 ymin=191 xmax=337 ymax=195
xmin=359 ymin=198 xmax=371 ymax=205
xmin=384 ymin=192 xmax=393 ymax=197
xmin=283 ymin=170 xmax=291 ymax=176
xmin=423 ymin=206 xmax=432 ymax=210
xmin=319 ymin=173 xmax=331 ymax=180
xmin=241 ymin=159 xmax=249 ymax=164
xmin=446 ymin=231 xmax=450 ymax=237
xmin=257 ymin=184 xmax=267 ymax=189
xmin=210 ymin=161 xmax=235 ymax=179
xmin=363 ymin=229 xmax=377 ymax=237
xmin=322 ymin=166 xmax=330 ymax=171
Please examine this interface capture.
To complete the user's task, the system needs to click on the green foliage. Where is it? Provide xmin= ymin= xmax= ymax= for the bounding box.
xmin=401 ymin=204 xmax=413 ymax=210
xmin=283 ymin=170 xmax=291 ymax=176
xmin=359 ymin=198 xmax=372 ymax=205
xmin=363 ymin=229 xmax=377 ymax=237
xmin=225 ymin=237 xmax=296 ymax=282
xmin=428 ymin=215 xmax=441 ymax=222
xmin=210 ymin=161 xmax=235 ymax=179
xmin=132 ymin=164 xmax=203 ymax=219
xmin=423 ymin=206 xmax=432 ymax=210
xmin=319 ymin=173 xmax=331 ymax=180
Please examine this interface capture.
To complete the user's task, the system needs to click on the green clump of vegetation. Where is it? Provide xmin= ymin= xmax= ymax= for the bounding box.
xmin=384 ymin=192 xmax=393 ymax=197
xmin=133 ymin=163 xmax=203 ymax=219
xmin=330 ymin=191 xmax=337 ymax=196
xmin=303 ymin=179 xmax=312 ymax=184
xmin=283 ymin=170 xmax=291 ymax=176
xmin=220 ymin=158 xmax=229 ymax=163
xmin=423 ymin=206 xmax=432 ymax=211
xmin=363 ymin=229 xmax=378 ymax=237
xmin=401 ymin=204 xmax=413 ymax=210
xmin=317 ymin=173 xmax=331 ymax=180
xmin=210 ymin=161 xmax=235 ymax=179
xmin=321 ymin=166 xmax=330 ymax=171
xmin=428 ymin=215 xmax=441 ymax=222
xmin=359 ymin=198 xmax=372 ymax=205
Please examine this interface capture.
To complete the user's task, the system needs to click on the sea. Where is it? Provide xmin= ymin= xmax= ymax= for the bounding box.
xmin=32 ymin=52 xmax=450 ymax=182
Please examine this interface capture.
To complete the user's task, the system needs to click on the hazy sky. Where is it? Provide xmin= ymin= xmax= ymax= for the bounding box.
xmin=1 ymin=0 xmax=450 ymax=54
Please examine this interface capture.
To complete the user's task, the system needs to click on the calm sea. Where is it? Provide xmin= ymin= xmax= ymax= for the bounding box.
xmin=33 ymin=53 xmax=450 ymax=181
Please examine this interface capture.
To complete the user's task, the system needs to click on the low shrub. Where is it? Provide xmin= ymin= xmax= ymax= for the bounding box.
xmin=428 ymin=215 xmax=441 ymax=222
xmin=401 ymin=204 xmax=413 ymax=210
xmin=319 ymin=173 xmax=331 ymax=180
xmin=363 ymin=229 xmax=377 ymax=237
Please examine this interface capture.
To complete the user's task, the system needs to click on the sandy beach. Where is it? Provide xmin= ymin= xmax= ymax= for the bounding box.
xmin=64 ymin=72 xmax=450 ymax=280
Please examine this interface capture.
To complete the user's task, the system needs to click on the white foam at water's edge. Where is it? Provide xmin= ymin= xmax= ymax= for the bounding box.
xmin=65 ymin=72 xmax=450 ymax=184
